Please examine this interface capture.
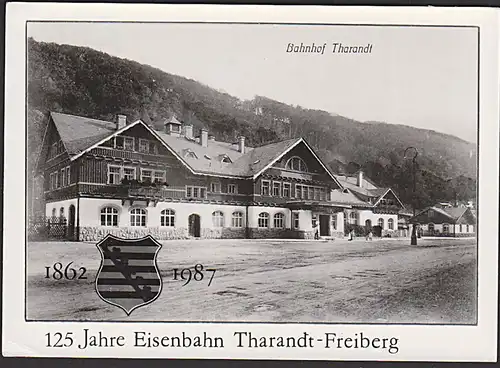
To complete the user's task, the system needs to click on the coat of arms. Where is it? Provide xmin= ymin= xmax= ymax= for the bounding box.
xmin=95 ymin=234 xmax=163 ymax=315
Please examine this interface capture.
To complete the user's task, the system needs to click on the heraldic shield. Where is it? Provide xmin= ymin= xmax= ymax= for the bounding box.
xmin=95 ymin=234 xmax=163 ymax=315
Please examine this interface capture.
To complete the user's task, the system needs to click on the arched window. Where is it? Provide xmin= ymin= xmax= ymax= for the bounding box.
xmin=466 ymin=224 xmax=470 ymax=232
xmin=378 ymin=218 xmax=384 ymax=229
xmin=258 ymin=212 xmax=269 ymax=228
xmin=59 ymin=207 xmax=65 ymax=218
xmin=101 ymin=207 xmax=119 ymax=227
xmin=274 ymin=213 xmax=285 ymax=228
xmin=388 ymin=218 xmax=394 ymax=230
xmin=285 ymin=156 xmax=308 ymax=172
xmin=130 ymin=208 xmax=147 ymax=227
xmin=349 ymin=211 xmax=358 ymax=225
xmin=212 ymin=211 xmax=225 ymax=227
xmin=428 ymin=223 xmax=435 ymax=233
xmin=443 ymin=223 xmax=450 ymax=233
xmin=459 ymin=224 xmax=463 ymax=232
xmin=51 ymin=208 xmax=57 ymax=220
xmin=160 ymin=209 xmax=175 ymax=227
xmin=231 ymin=211 xmax=243 ymax=228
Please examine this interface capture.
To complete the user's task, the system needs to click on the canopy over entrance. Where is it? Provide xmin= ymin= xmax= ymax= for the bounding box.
xmin=286 ymin=200 xmax=350 ymax=214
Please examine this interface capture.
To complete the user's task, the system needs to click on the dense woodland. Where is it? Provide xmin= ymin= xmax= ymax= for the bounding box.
xmin=27 ymin=38 xmax=477 ymax=215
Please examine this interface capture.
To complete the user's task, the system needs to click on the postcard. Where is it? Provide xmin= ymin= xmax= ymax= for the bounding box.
xmin=3 ymin=3 xmax=499 ymax=362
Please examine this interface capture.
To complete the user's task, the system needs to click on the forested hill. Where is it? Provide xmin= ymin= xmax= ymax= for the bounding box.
xmin=27 ymin=38 xmax=477 ymax=209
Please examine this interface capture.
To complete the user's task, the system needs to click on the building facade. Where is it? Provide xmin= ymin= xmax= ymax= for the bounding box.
xmin=334 ymin=171 xmax=406 ymax=237
xmin=409 ymin=205 xmax=476 ymax=237
xmin=38 ymin=112 xmax=355 ymax=241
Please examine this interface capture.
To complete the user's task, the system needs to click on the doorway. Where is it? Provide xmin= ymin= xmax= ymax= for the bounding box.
xmin=365 ymin=219 xmax=372 ymax=233
xmin=67 ymin=205 xmax=76 ymax=240
xmin=188 ymin=214 xmax=201 ymax=238
xmin=319 ymin=215 xmax=330 ymax=236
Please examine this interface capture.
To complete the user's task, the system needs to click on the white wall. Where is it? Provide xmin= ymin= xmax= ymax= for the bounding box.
xmin=45 ymin=199 xmax=78 ymax=219
xmin=247 ymin=205 xmax=291 ymax=229
xmin=347 ymin=209 xmax=397 ymax=231
xmin=79 ymin=198 xmax=248 ymax=229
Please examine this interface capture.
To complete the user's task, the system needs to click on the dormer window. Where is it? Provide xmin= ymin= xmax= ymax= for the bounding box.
xmin=218 ymin=154 xmax=232 ymax=163
xmin=285 ymin=156 xmax=308 ymax=172
xmin=182 ymin=148 xmax=198 ymax=159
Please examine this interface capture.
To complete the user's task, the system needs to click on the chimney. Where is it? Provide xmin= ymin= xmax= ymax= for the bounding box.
xmin=184 ymin=124 xmax=193 ymax=140
xmin=357 ymin=170 xmax=364 ymax=188
xmin=116 ymin=114 xmax=127 ymax=130
xmin=200 ymin=129 xmax=208 ymax=147
xmin=238 ymin=136 xmax=245 ymax=154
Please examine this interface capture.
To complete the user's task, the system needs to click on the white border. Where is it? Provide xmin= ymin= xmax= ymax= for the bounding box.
xmin=3 ymin=4 xmax=499 ymax=361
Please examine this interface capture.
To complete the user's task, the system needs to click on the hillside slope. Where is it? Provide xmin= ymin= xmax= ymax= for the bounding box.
xmin=27 ymin=38 xmax=477 ymax=212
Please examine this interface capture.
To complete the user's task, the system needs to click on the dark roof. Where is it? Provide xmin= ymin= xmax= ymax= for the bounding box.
xmin=440 ymin=206 xmax=468 ymax=220
xmin=50 ymin=112 xmax=117 ymax=156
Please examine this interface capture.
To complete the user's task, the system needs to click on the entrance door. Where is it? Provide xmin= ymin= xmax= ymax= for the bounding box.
xmin=188 ymin=214 xmax=201 ymax=238
xmin=67 ymin=205 xmax=76 ymax=240
xmin=319 ymin=215 xmax=330 ymax=236
xmin=365 ymin=219 xmax=372 ymax=233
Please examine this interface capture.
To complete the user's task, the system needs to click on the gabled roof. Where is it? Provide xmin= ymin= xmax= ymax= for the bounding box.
xmin=412 ymin=206 xmax=469 ymax=222
xmin=50 ymin=112 xmax=118 ymax=156
xmin=441 ymin=206 xmax=469 ymax=221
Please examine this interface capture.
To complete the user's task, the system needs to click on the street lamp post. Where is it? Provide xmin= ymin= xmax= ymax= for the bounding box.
xmin=404 ymin=147 xmax=418 ymax=246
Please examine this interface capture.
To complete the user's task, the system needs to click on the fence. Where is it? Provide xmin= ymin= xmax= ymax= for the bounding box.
xmin=27 ymin=216 xmax=68 ymax=241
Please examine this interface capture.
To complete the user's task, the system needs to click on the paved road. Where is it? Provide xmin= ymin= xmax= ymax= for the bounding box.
xmin=27 ymin=238 xmax=476 ymax=323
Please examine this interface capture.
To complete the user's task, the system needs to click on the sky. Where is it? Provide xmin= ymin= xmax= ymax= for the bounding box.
xmin=28 ymin=22 xmax=478 ymax=143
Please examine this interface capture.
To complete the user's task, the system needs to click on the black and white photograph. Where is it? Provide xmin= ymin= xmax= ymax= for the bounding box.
xmin=3 ymin=3 xmax=499 ymax=362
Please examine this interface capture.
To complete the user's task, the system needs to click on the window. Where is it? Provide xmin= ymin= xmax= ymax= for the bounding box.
xmin=282 ymin=183 xmax=291 ymax=197
xmin=124 ymin=137 xmax=135 ymax=151
xmin=61 ymin=168 xmax=66 ymax=187
xmin=261 ymin=180 xmax=270 ymax=196
xmin=114 ymin=136 xmax=124 ymax=149
xmin=59 ymin=207 xmax=65 ymax=218
xmin=466 ymin=224 xmax=470 ymax=232
xmin=210 ymin=182 xmax=221 ymax=193
xmin=141 ymin=169 xmax=153 ymax=183
xmin=101 ymin=207 xmax=119 ymax=227
xmin=443 ymin=223 xmax=450 ymax=233
xmin=139 ymin=138 xmax=150 ymax=153
xmin=349 ymin=212 xmax=358 ymax=225
xmin=258 ymin=212 xmax=269 ymax=228
xmin=232 ymin=212 xmax=243 ymax=228
xmin=186 ymin=186 xmax=207 ymax=199
xmin=378 ymin=218 xmax=384 ymax=229
xmin=123 ymin=167 xmax=136 ymax=181
xmin=160 ymin=209 xmax=175 ymax=227
xmin=388 ymin=218 xmax=394 ymax=230
xmin=66 ymin=166 xmax=71 ymax=185
xmin=53 ymin=171 xmax=59 ymax=188
xmin=51 ymin=208 xmax=57 ymax=218
xmin=308 ymin=187 xmax=314 ymax=200
xmin=293 ymin=212 xmax=300 ymax=229
xmin=314 ymin=188 xmax=320 ymax=200
xmin=108 ymin=166 xmax=121 ymax=184
xmin=274 ymin=213 xmax=285 ymax=228
xmin=285 ymin=156 xmax=308 ymax=172
xmin=221 ymin=155 xmax=232 ymax=163
xmin=459 ymin=224 xmax=463 ymax=232
xmin=331 ymin=215 xmax=337 ymax=230
xmin=149 ymin=142 xmax=157 ymax=155
xmin=428 ymin=209 xmax=434 ymax=217
xmin=295 ymin=184 xmax=302 ymax=199
xmin=273 ymin=182 xmax=281 ymax=197
xmin=428 ymin=223 xmax=435 ymax=233
xmin=212 ymin=211 xmax=225 ymax=227
xmin=130 ymin=208 xmax=147 ymax=227
xmin=228 ymin=184 xmax=238 ymax=194
xmin=153 ymin=171 xmax=166 ymax=184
